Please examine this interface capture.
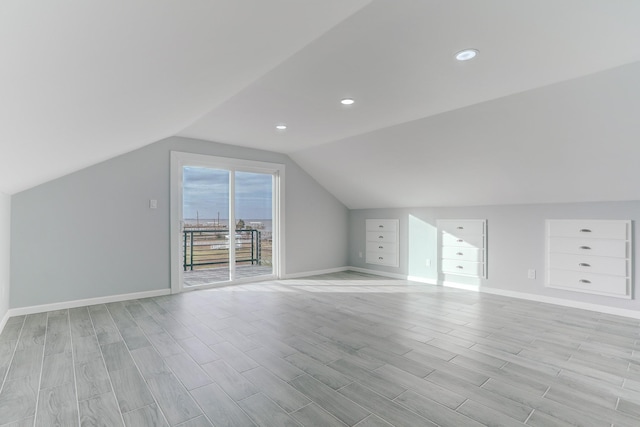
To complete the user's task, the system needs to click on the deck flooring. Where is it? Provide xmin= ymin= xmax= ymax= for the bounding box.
xmin=183 ymin=265 xmax=273 ymax=287
xmin=1 ymin=271 xmax=639 ymax=426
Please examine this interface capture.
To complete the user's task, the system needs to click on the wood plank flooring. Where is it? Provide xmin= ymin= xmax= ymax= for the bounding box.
xmin=1 ymin=271 xmax=639 ymax=426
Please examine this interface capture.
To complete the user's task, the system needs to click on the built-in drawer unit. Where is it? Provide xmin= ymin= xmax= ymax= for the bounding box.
xmin=548 ymin=270 xmax=629 ymax=298
xmin=548 ymin=237 xmax=627 ymax=258
xmin=365 ymin=231 xmax=397 ymax=244
xmin=442 ymin=233 xmax=484 ymax=249
xmin=366 ymin=241 xmax=397 ymax=254
xmin=547 ymin=220 xmax=628 ymax=240
xmin=546 ymin=219 xmax=632 ymax=299
xmin=441 ymin=259 xmax=484 ymax=277
xmin=441 ymin=246 xmax=483 ymax=262
xmin=438 ymin=219 xmax=487 ymax=278
xmin=366 ymin=219 xmax=399 ymax=267
xmin=439 ymin=220 xmax=485 ymax=236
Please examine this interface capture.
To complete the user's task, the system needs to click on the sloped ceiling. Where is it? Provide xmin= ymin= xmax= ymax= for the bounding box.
xmin=0 ymin=0 xmax=371 ymax=194
xmin=3 ymin=1 xmax=640 ymax=209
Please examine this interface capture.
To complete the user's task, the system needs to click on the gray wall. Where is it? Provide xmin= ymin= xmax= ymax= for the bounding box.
xmin=0 ymin=192 xmax=9 ymax=321
xmin=10 ymin=136 xmax=349 ymax=308
xmin=350 ymin=201 xmax=640 ymax=312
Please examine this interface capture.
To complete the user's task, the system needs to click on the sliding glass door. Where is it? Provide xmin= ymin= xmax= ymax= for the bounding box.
xmin=234 ymin=171 xmax=274 ymax=281
xmin=171 ymin=152 xmax=283 ymax=292
xmin=182 ymin=166 xmax=231 ymax=285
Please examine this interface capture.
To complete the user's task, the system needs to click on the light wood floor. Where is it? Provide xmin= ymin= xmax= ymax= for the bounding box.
xmin=1 ymin=271 xmax=639 ymax=426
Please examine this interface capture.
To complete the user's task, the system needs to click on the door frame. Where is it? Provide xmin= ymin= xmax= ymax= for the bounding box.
xmin=170 ymin=151 xmax=285 ymax=293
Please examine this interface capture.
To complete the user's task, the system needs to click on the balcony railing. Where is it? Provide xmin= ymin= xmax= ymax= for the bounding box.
xmin=183 ymin=229 xmax=261 ymax=271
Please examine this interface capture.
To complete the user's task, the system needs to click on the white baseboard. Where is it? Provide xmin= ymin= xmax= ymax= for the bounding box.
xmin=346 ymin=266 xmax=408 ymax=280
xmin=406 ymin=275 xmax=439 ymax=285
xmin=442 ymin=280 xmax=480 ymax=292
xmin=7 ymin=288 xmax=172 ymax=317
xmin=478 ymin=286 xmax=640 ymax=320
xmin=283 ymin=266 xmax=351 ymax=279
xmin=341 ymin=267 xmax=640 ymax=320
xmin=347 ymin=267 xmax=439 ymax=285
xmin=0 ymin=309 xmax=10 ymax=335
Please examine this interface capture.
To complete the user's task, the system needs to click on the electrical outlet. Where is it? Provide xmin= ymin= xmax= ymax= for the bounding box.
xmin=528 ymin=269 xmax=536 ymax=279
xmin=149 ymin=199 xmax=158 ymax=209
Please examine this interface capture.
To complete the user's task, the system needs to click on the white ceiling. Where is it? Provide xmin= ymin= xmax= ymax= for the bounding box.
xmin=0 ymin=0 xmax=371 ymax=194
xmin=3 ymin=1 xmax=640 ymax=209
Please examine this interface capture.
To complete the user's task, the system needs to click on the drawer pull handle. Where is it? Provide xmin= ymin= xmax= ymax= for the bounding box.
xmin=579 ymin=246 xmax=591 ymax=250
xmin=579 ymin=279 xmax=591 ymax=284
xmin=378 ymin=236 xmax=384 ymax=239
xmin=456 ymin=252 xmax=464 ymax=256
xmin=457 ymin=239 xmax=464 ymax=242
xmin=378 ymin=246 xmax=384 ymax=249
xmin=579 ymin=229 xmax=592 ymax=233
xmin=456 ymin=265 xmax=464 ymax=269
xmin=378 ymin=257 xmax=384 ymax=260
xmin=578 ymin=263 xmax=591 ymax=267
xmin=457 ymin=226 xmax=464 ymax=229
xmin=378 ymin=225 xmax=384 ymax=228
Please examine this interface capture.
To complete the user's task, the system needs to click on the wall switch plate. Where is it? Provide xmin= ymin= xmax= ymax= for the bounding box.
xmin=528 ymin=269 xmax=536 ymax=279
xmin=425 ymin=259 xmax=431 ymax=267
xmin=359 ymin=252 xmax=363 ymax=258
xmin=149 ymin=199 xmax=158 ymax=209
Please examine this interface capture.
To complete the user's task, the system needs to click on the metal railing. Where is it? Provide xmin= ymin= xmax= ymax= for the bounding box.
xmin=183 ymin=229 xmax=261 ymax=271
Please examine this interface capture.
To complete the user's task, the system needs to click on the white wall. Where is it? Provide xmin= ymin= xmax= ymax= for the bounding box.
xmin=0 ymin=192 xmax=10 ymax=327
xmin=10 ymin=136 xmax=349 ymax=309
xmin=350 ymin=201 xmax=640 ymax=314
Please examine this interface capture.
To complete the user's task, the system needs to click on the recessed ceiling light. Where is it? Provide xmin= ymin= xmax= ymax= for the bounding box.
xmin=275 ymin=124 xmax=287 ymax=131
xmin=340 ymin=98 xmax=355 ymax=106
xmin=455 ymin=49 xmax=478 ymax=61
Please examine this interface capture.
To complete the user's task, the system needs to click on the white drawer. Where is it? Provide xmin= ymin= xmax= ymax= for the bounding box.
xmin=438 ymin=220 xmax=485 ymax=236
xmin=442 ymin=246 xmax=483 ymax=262
xmin=548 ymin=269 xmax=629 ymax=297
xmin=442 ymin=232 xmax=484 ymax=248
xmin=366 ymin=241 xmax=397 ymax=254
xmin=548 ymin=237 xmax=627 ymax=258
xmin=548 ymin=253 xmax=628 ymax=277
xmin=366 ymin=231 xmax=397 ymax=243
xmin=442 ymin=259 xmax=483 ymax=277
xmin=547 ymin=220 xmax=629 ymax=240
xmin=366 ymin=252 xmax=398 ymax=267
xmin=366 ymin=219 xmax=398 ymax=233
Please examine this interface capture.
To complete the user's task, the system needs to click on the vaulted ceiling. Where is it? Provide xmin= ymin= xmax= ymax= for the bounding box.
xmin=2 ymin=1 xmax=640 ymax=208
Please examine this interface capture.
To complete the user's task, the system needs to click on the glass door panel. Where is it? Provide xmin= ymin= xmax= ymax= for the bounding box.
xmin=234 ymin=171 xmax=274 ymax=280
xmin=182 ymin=166 xmax=230 ymax=286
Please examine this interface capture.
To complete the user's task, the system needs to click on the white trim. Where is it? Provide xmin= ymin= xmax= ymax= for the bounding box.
xmin=283 ymin=266 xmax=351 ymax=279
xmin=347 ymin=266 xmax=407 ymax=280
xmin=406 ymin=275 xmax=439 ymax=285
xmin=283 ymin=266 xmax=439 ymax=285
xmin=0 ymin=309 xmax=10 ymax=334
xmin=170 ymin=151 xmax=285 ymax=293
xmin=6 ymin=288 xmax=171 ymax=317
xmin=170 ymin=152 xmax=183 ymax=295
xmin=229 ymin=170 xmax=236 ymax=281
xmin=346 ymin=268 xmax=640 ymax=319
xmin=346 ymin=266 xmax=411 ymax=280
xmin=274 ymin=167 xmax=285 ymax=279
xmin=478 ymin=286 xmax=640 ymax=319
xmin=441 ymin=280 xmax=479 ymax=291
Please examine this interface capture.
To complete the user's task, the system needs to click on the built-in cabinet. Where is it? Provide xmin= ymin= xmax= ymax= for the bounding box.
xmin=438 ymin=219 xmax=487 ymax=278
xmin=546 ymin=219 xmax=633 ymax=299
xmin=365 ymin=219 xmax=399 ymax=267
